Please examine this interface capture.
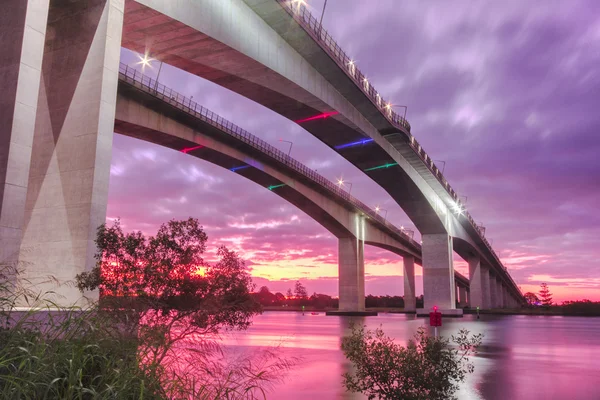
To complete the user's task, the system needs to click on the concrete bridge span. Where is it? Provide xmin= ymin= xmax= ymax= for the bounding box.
xmin=0 ymin=0 xmax=522 ymax=313
xmin=119 ymin=0 xmax=522 ymax=311
xmin=115 ymin=64 xmax=473 ymax=311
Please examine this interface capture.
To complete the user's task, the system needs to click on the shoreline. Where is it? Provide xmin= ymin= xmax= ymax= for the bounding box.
xmin=261 ymin=306 xmax=600 ymax=317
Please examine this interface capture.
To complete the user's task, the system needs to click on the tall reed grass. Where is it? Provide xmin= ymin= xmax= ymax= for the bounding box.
xmin=0 ymin=265 xmax=295 ymax=399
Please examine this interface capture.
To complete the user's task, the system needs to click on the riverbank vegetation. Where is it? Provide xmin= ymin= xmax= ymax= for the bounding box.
xmin=520 ymin=283 xmax=600 ymax=316
xmin=0 ymin=218 xmax=294 ymax=399
xmin=342 ymin=325 xmax=482 ymax=400
xmin=253 ymin=285 xmax=424 ymax=311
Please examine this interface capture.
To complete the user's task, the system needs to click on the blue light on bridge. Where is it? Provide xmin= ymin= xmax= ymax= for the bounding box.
xmin=230 ymin=165 xmax=250 ymax=172
xmin=334 ymin=138 xmax=374 ymax=150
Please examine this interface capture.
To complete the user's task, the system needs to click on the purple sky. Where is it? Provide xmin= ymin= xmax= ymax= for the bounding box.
xmin=110 ymin=0 xmax=600 ymax=302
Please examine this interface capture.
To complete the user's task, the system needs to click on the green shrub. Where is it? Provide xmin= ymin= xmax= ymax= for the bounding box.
xmin=342 ymin=325 xmax=482 ymax=400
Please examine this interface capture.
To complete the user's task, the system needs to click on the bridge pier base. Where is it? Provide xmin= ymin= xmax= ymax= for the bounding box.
xmin=498 ymin=282 xmax=505 ymax=309
xmin=337 ymin=237 xmax=365 ymax=313
xmin=489 ymin=272 xmax=498 ymax=309
xmin=403 ymin=256 xmax=416 ymax=312
xmin=459 ymin=286 xmax=468 ymax=308
xmin=469 ymin=256 xmax=493 ymax=309
xmin=14 ymin=0 xmax=123 ymax=307
xmin=417 ymin=233 xmax=462 ymax=317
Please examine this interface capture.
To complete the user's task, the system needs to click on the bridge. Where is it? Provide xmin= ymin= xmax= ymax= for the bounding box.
xmin=0 ymin=0 xmax=523 ymax=314
xmin=116 ymin=62 xmax=471 ymax=312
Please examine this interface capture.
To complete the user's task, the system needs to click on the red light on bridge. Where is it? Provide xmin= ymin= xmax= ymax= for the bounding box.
xmin=181 ymin=145 xmax=204 ymax=154
xmin=295 ymin=111 xmax=339 ymax=124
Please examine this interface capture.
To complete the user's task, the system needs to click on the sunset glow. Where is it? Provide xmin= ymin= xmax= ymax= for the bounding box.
xmin=109 ymin=0 xmax=600 ymax=304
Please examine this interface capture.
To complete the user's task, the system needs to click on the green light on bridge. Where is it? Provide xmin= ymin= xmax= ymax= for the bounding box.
xmin=363 ymin=162 xmax=398 ymax=172
xmin=268 ymin=183 xmax=286 ymax=190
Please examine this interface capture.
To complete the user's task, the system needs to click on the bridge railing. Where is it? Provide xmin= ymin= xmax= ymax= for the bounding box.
xmin=118 ymin=62 xmax=420 ymax=249
xmin=277 ymin=1 xmax=520 ymax=294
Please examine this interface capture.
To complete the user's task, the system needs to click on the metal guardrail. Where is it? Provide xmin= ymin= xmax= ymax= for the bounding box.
xmin=276 ymin=0 xmax=520 ymax=295
xmin=118 ymin=62 xmax=420 ymax=250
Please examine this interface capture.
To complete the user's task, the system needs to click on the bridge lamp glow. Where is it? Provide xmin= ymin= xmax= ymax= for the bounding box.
xmin=452 ymin=200 xmax=464 ymax=216
xmin=137 ymin=52 xmax=154 ymax=68
xmin=292 ymin=0 xmax=306 ymax=10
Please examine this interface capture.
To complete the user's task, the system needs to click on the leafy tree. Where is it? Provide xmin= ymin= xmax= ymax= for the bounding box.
xmin=76 ymin=218 xmax=262 ymax=367
xmin=342 ymin=325 xmax=482 ymax=400
xmin=524 ymin=292 xmax=539 ymax=306
xmin=294 ymin=281 xmax=308 ymax=299
xmin=286 ymin=288 xmax=293 ymax=299
xmin=539 ymin=283 xmax=553 ymax=307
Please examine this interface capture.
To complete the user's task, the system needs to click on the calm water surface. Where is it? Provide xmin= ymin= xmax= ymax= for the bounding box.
xmin=221 ymin=312 xmax=600 ymax=399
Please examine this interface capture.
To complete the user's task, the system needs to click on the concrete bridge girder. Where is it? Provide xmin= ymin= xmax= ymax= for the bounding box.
xmin=122 ymin=0 xmax=519 ymax=313
xmin=115 ymin=89 xmax=424 ymax=311
xmin=115 ymin=92 xmax=419 ymax=259
xmin=122 ymin=0 xmax=460 ymax=236
xmin=0 ymin=0 xmax=520 ymax=311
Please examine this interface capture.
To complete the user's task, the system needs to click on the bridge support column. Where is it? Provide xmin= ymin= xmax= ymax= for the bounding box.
xmin=495 ymin=278 xmax=504 ymax=308
xmin=418 ymin=233 xmax=462 ymax=316
xmin=468 ymin=256 xmax=490 ymax=309
xmin=403 ymin=256 xmax=416 ymax=312
xmin=17 ymin=0 xmax=123 ymax=307
xmin=338 ymin=237 xmax=365 ymax=312
xmin=459 ymin=286 xmax=467 ymax=308
xmin=489 ymin=272 xmax=498 ymax=309
xmin=0 ymin=0 xmax=49 ymax=279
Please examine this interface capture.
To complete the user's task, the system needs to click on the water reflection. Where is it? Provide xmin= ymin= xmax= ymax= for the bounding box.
xmin=220 ymin=313 xmax=600 ymax=399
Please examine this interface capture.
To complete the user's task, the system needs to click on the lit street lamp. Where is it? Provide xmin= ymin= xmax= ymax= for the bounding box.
xmin=136 ymin=52 xmax=163 ymax=91
xmin=337 ymin=178 xmax=352 ymax=195
xmin=375 ymin=205 xmax=388 ymax=220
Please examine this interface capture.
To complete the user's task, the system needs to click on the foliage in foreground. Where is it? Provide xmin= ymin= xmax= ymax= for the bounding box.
xmin=342 ymin=325 xmax=482 ymax=400
xmin=0 ymin=218 xmax=295 ymax=399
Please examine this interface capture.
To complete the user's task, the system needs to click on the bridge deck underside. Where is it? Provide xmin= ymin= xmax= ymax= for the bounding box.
xmin=121 ymin=0 xmax=518 ymax=299
xmin=115 ymin=81 xmax=423 ymax=259
xmin=114 ymin=80 xmax=477 ymax=287
xmin=121 ymin=0 xmax=447 ymax=236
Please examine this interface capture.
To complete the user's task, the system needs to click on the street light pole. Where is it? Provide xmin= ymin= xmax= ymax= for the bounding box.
xmin=154 ymin=60 xmax=163 ymax=92
xmin=394 ymin=105 xmax=408 ymax=120
xmin=435 ymin=160 xmax=446 ymax=174
xmin=375 ymin=206 xmax=388 ymax=220
xmin=319 ymin=0 xmax=328 ymax=27
xmin=337 ymin=178 xmax=352 ymax=195
xmin=279 ymin=139 xmax=293 ymax=156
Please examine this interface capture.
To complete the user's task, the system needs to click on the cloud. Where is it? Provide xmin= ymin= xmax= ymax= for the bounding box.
xmin=110 ymin=1 xmax=600 ymax=301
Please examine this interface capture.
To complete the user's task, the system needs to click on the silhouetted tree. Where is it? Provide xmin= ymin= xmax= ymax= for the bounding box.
xmin=539 ymin=283 xmax=553 ymax=307
xmin=256 ymin=286 xmax=276 ymax=305
xmin=524 ymin=292 xmax=539 ymax=306
xmin=294 ymin=281 xmax=308 ymax=299
xmin=275 ymin=292 xmax=286 ymax=304
xmin=286 ymin=288 xmax=293 ymax=299
xmin=76 ymin=218 xmax=261 ymax=365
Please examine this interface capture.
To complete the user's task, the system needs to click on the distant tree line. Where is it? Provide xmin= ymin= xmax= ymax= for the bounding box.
xmin=522 ymin=283 xmax=600 ymax=316
xmin=252 ymin=282 xmax=423 ymax=310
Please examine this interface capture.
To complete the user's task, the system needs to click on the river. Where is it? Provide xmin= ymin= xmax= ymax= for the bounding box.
xmin=221 ymin=312 xmax=600 ymax=399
